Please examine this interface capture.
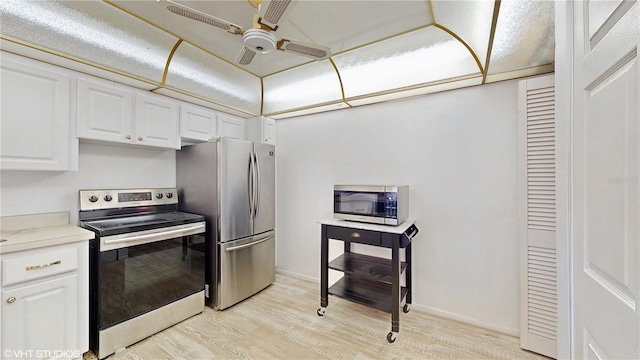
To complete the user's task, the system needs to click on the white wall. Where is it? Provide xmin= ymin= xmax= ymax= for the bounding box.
xmin=275 ymin=79 xmax=521 ymax=335
xmin=1 ymin=142 xmax=176 ymax=224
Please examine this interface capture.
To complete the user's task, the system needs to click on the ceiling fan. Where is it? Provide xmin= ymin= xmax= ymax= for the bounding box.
xmin=160 ymin=0 xmax=332 ymax=65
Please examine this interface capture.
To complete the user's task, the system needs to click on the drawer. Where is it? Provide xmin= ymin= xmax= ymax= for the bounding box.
xmin=2 ymin=245 xmax=79 ymax=286
xmin=326 ymin=226 xmax=380 ymax=246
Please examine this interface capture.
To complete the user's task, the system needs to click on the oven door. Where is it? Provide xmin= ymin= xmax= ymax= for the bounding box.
xmin=95 ymin=222 xmax=206 ymax=330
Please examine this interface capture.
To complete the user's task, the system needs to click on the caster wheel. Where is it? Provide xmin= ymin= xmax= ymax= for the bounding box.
xmin=387 ymin=332 xmax=397 ymax=343
xmin=317 ymin=307 xmax=325 ymax=316
xmin=403 ymin=304 xmax=411 ymax=313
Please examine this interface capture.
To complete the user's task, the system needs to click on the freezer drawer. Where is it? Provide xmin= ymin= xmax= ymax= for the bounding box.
xmin=217 ymin=230 xmax=275 ymax=310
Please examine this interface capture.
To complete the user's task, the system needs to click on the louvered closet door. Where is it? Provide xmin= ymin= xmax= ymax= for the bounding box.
xmin=518 ymin=75 xmax=557 ymax=359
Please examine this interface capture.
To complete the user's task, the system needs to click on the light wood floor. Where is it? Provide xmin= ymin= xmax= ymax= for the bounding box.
xmin=87 ymin=273 xmax=547 ymax=360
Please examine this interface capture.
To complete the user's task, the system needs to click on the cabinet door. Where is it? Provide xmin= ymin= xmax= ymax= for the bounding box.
xmin=217 ymin=114 xmax=246 ymax=140
xmin=263 ymin=117 xmax=276 ymax=145
xmin=180 ymin=104 xmax=217 ymax=142
xmin=0 ymin=56 xmax=71 ymax=171
xmin=134 ymin=93 xmax=180 ymax=149
xmin=246 ymin=116 xmax=276 ymax=145
xmin=77 ymin=78 xmax=134 ymax=144
xmin=1 ymin=274 xmax=79 ymax=359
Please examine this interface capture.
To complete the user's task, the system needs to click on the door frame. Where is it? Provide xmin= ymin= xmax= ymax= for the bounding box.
xmin=554 ymin=1 xmax=574 ymax=359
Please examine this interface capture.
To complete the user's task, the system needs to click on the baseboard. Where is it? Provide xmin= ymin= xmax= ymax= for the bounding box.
xmin=411 ymin=304 xmax=520 ymax=337
xmin=275 ymin=268 xmax=520 ymax=337
xmin=275 ymin=268 xmax=319 ymax=283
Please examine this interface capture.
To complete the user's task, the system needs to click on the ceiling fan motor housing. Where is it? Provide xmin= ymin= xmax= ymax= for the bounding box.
xmin=243 ymin=28 xmax=277 ymax=53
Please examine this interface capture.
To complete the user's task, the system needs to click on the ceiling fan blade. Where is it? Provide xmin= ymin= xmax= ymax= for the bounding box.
xmin=257 ymin=0 xmax=297 ymax=30
xmin=235 ymin=47 xmax=258 ymax=65
xmin=277 ymin=39 xmax=331 ymax=60
xmin=160 ymin=0 xmax=243 ymax=35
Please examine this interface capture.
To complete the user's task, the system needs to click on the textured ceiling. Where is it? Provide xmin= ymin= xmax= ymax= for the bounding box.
xmin=0 ymin=0 xmax=555 ymax=118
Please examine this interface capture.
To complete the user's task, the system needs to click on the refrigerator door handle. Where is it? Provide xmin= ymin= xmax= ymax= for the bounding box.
xmin=254 ymin=151 xmax=261 ymax=219
xmin=225 ymin=234 xmax=274 ymax=252
xmin=247 ymin=151 xmax=254 ymax=218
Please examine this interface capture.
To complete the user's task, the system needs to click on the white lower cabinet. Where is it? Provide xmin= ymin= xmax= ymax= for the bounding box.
xmin=0 ymin=52 xmax=77 ymax=171
xmin=1 ymin=241 xmax=88 ymax=360
xmin=77 ymin=77 xmax=179 ymax=149
xmin=217 ymin=114 xmax=246 ymax=140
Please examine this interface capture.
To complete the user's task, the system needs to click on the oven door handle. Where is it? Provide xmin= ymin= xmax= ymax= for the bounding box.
xmin=103 ymin=223 xmax=206 ymax=246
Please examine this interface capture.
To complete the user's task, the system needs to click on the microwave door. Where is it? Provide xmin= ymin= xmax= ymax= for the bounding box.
xmin=334 ymin=190 xmax=387 ymax=224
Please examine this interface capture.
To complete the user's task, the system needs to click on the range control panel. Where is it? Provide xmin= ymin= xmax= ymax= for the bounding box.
xmin=79 ymin=188 xmax=178 ymax=211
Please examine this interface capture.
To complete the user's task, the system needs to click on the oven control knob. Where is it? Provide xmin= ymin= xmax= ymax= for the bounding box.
xmin=166 ymin=192 xmax=174 ymax=199
xmin=88 ymin=195 xmax=99 ymax=203
xmin=104 ymin=195 xmax=113 ymax=202
xmin=156 ymin=193 xmax=163 ymax=199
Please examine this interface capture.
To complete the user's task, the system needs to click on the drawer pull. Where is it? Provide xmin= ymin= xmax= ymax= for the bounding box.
xmin=25 ymin=260 xmax=61 ymax=271
xmin=6 ymin=297 xmax=16 ymax=304
xmin=350 ymin=232 xmax=361 ymax=238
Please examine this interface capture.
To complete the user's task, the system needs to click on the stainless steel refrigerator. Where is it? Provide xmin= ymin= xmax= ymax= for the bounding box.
xmin=176 ymin=137 xmax=275 ymax=310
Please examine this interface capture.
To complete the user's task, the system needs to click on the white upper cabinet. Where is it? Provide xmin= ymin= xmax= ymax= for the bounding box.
xmin=77 ymin=77 xmax=179 ymax=149
xmin=246 ymin=116 xmax=276 ymax=145
xmin=179 ymin=104 xmax=218 ymax=143
xmin=0 ymin=53 xmax=77 ymax=171
xmin=217 ymin=114 xmax=246 ymax=140
xmin=77 ymin=78 xmax=134 ymax=145
xmin=135 ymin=93 xmax=180 ymax=149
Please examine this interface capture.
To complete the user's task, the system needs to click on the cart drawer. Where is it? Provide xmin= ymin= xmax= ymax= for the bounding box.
xmin=326 ymin=226 xmax=380 ymax=246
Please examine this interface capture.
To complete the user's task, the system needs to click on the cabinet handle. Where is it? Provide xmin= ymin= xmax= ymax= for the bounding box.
xmin=138 ymin=136 xmax=143 ymax=141
xmin=25 ymin=260 xmax=61 ymax=271
xmin=125 ymin=135 xmax=131 ymax=140
xmin=351 ymin=232 xmax=361 ymax=238
xmin=6 ymin=297 xmax=16 ymax=304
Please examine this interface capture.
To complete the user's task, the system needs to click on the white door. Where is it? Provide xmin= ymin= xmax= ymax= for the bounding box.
xmin=572 ymin=1 xmax=639 ymax=359
xmin=518 ymin=75 xmax=557 ymax=358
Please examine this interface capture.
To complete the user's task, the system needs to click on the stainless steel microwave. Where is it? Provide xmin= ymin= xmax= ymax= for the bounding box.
xmin=333 ymin=185 xmax=409 ymax=225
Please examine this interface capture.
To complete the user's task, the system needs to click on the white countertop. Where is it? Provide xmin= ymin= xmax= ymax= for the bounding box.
xmin=319 ymin=218 xmax=416 ymax=234
xmin=0 ymin=212 xmax=94 ymax=254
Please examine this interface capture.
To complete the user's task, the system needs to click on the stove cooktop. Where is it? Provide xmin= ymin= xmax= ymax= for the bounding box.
xmin=82 ymin=211 xmax=205 ymax=237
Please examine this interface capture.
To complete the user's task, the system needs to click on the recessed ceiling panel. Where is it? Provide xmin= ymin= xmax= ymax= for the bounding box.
xmin=334 ymin=26 xmax=481 ymax=99
xmin=262 ymin=60 xmax=342 ymax=115
xmin=287 ymin=1 xmax=433 ymax=54
xmin=431 ymin=0 xmax=494 ymax=73
xmin=165 ymin=42 xmax=261 ymax=115
xmin=0 ymin=0 xmax=177 ymax=84
xmin=488 ymin=0 xmax=554 ymax=75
